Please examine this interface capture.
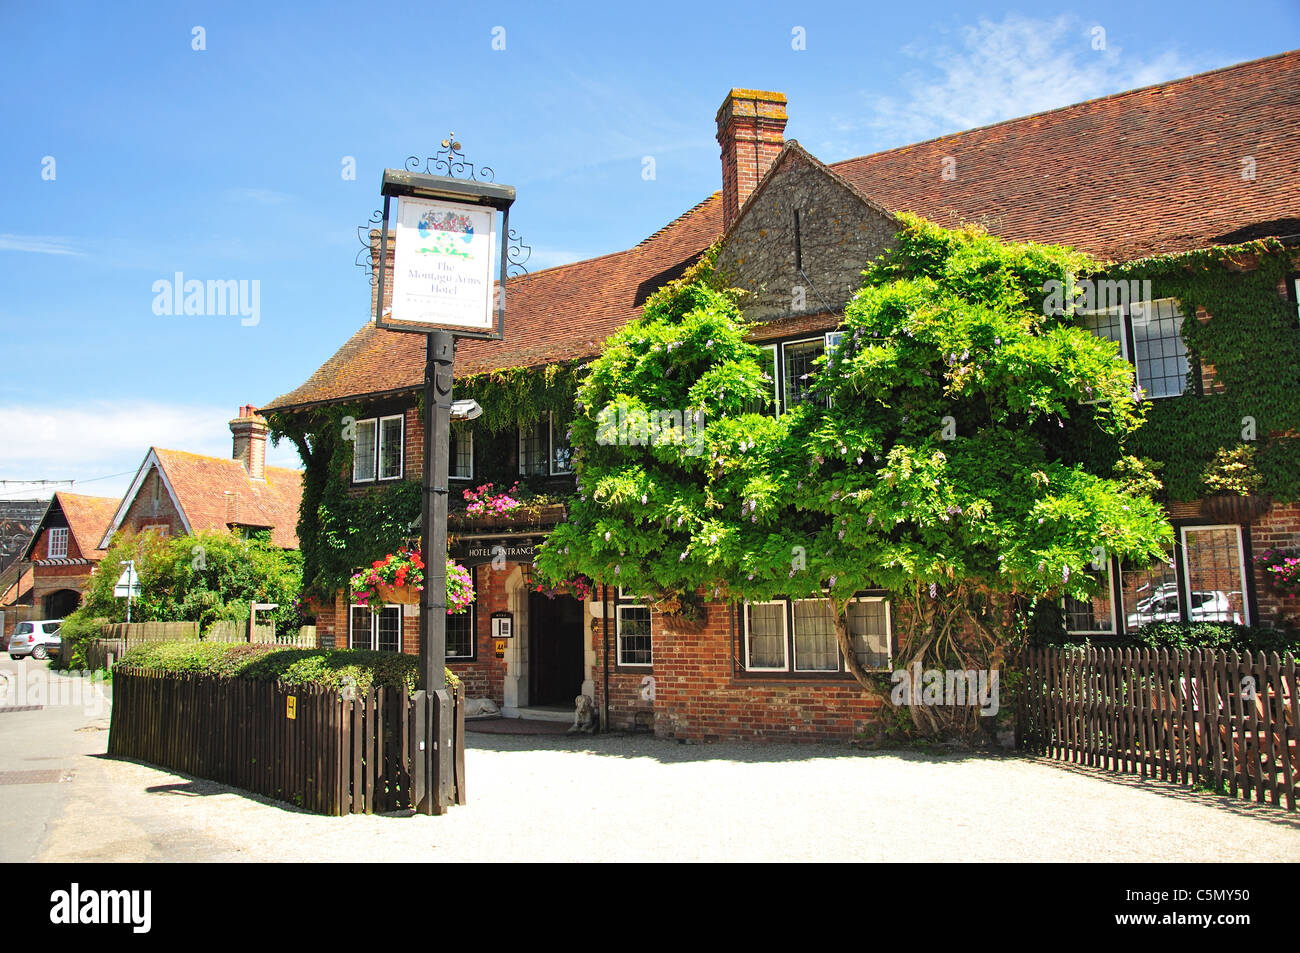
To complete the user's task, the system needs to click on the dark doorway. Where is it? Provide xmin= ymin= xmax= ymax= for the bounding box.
xmin=44 ymin=589 xmax=81 ymax=619
xmin=528 ymin=591 xmax=584 ymax=707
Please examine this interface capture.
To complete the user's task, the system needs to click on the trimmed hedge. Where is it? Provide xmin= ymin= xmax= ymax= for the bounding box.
xmin=1046 ymin=620 xmax=1300 ymax=658
xmin=118 ymin=641 xmax=459 ymax=694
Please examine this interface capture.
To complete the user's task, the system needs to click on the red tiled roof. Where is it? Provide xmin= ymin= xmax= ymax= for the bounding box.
xmin=54 ymin=492 xmax=120 ymax=561
xmin=830 ymin=50 xmax=1300 ymax=261
xmin=153 ymin=449 xmax=303 ymax=549
xmin=264 ymin=51 xmax=1300 ymax=411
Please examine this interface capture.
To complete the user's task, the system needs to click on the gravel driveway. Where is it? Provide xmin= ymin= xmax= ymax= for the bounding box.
xmin=39 ymin=728 xmax=1300 ymax=862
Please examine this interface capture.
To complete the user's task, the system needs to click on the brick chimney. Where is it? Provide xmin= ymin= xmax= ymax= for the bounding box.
xmin=716 ymin=89 xmax=788 ymax=231
xmin=230 ymin=405 xmax=268 ymax=481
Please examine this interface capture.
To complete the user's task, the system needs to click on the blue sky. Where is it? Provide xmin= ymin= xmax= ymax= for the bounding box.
xmin=1 ymin=1 xmax=1297 ymax=500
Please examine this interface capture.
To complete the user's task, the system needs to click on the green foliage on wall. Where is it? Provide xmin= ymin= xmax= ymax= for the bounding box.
xmin=268 ymin=361 xmax=583 ymax=597
xmin=455 ymin=363 xmax=582 ymax=434
xmin=1102 ymin=241 xmax=1299 ymax=501
xmin=268 ymin=403 xmax=421 ymax=599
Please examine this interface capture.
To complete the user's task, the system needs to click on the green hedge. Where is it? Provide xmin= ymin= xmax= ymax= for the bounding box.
xmin=1045 ymin=620 xmax=1299 ymax=658
xmin=118 ymin=641 xmax=459 ymax=694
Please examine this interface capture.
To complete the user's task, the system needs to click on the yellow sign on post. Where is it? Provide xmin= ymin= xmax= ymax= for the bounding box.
xmin=286 ymin=695 xmax=297 ymax=720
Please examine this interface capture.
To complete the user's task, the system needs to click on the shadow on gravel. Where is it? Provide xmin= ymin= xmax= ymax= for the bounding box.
xmin=466 ymin=730 xmax=1015 ymax=766
xmin=1034 ymin=758 xmax=1300 ymax=831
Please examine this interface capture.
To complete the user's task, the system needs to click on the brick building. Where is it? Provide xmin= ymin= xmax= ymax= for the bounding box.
xmin=264 ymin=52 xmax=1300 ymax=740
xmin=98 ymin=407 xmax=303 ymax=551
xmin=20 ymin=492 xmax=120 ymax=621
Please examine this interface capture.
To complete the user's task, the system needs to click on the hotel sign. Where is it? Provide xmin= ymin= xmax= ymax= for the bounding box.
xmin=389 ymin=196 xmax=496 ymax=331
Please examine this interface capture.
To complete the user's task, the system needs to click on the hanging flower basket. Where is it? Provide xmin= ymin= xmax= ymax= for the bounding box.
xmin=1200 ymin=493 xmax=1271 ymax=523
xmin=351 ymin=550 xmax=476 ymax=614
xmin=377 ymin=583 xmax=420 ymax=604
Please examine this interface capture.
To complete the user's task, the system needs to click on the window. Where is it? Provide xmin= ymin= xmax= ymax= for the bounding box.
xmin=744 ymin=344 xmax=779 ymax=415
xmin=352 ymin=414 xmax=404 ymax=483
xmin=519 ymin=413 xmax=572 ymax=476
xmin=793 ymin=599 xmax=838 ymax=671
xmin=1065 ymin=564 xmax=1117 ymax=636
xmin=1120 ymin=556 xmax=1180 ymax=630
xmin=743 ymin=595 xmax=892 ymax=673
xmin=352 ymin=419 xmax=377 ymax=482
xmin=781 ymin=338 xmax=825 ymax=410
xmin=848 ymin=597 xmax=891 ymax=670
xmin=349 ymin=604 xmax=403 ymax=652
xmin=550 ymin=415 xmax=573 ymax=474
xmin=1083 ymin=297 xmax=1189 ymax=399
xmin=450 ymin=427 xmax=473 ymax=480
xmin=47 ymin=527 xmax=68 ymax=559
xmin=1119 ymin=525 xmax=1250 ymax=631
xmin=616 ymin=603 xmax=652 ymax=667
xmin=378 ymin=415 xmax=403 ymax=480
xmin=447 ymin=581 xmax=476 ymax=660
xmin=1181 ymin=525 xmax=1247 ymax=624
xmin=743 ymin=601 xmax=788 ymax=671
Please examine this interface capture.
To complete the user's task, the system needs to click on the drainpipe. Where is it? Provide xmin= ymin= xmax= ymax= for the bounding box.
xmin=602 ymin=584 xmax=610 ymax=733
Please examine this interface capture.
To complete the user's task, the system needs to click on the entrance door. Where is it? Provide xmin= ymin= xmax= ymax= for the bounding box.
xmin=528 ymin=591 xmax=584 ymax=707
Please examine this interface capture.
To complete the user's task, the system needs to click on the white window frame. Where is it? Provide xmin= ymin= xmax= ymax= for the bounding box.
xmin=742 ymin=595 xmax=892 ymax=673
xmin=743 ymin=599 xmax=790 ymax=672
xmin=349 ymin=603 xmax=403 ymax=652
xmin=779 ymin=336 xmax=827 ymax=414
xmin=791 ymin=598 xmax=840 ymax=673
xmin=1180 ymin=524 xmax=1249 ymax=626
xmin=1081 ymin=297 xmax=1188 ymax=401
xmin=549 ymin=413 xmax=573 ymax=475
xmin=615 ymin=603 xmax=653 ymax=668
xmin=450 ymin=426 xmax=474 ymax=481
xmin=352 ymin=418 xmax=378 ymax=483
xmin=848 ymin=595 xmax=893 ymax=671
xmin=518 ymin=412 xmax=573 ymax=477
xmin=748 ymin=343 xmax=779 ymax=415
xmin=47 ymin=527 xmax=68 ymax=559
xmin=1063 ymin=562 xmax=1118 ymax=637
xmin=518 ymin=418 xmax=547 ymax=476
xmin=446 ymin=594 xmax=476 ymax=661
xmin=377 ymin=414 xmax=404 ymax=481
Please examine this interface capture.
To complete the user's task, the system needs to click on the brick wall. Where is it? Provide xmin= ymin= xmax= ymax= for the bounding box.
xmin=1251 ymin=501 xmax=1300 ymax=629
xmin=644 ymin=597 xmax=884 ymax=741
xmin=120 ymin=468 xmax=185 ymax=538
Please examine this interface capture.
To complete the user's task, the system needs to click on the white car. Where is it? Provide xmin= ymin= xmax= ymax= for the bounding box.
xmin=1125 ymin=585 xmax=1241 ymax=628
xmin=7 ymin=619 xmax=63 ymax=660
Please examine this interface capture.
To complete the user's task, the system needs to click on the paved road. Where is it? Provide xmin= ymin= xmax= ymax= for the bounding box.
xmin=0 ymin=657 xmax=112 ymax=862
xmin=5 ymin=664 xmax=1297 ymax=862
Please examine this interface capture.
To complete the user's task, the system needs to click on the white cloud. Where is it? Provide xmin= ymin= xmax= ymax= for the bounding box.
xmin=0 ymin=234 xmax=81 ymax=256
xmin=0 ymin=400 xmax=302 ymax=501
xmin=848 ymin=14 xmax=1214 ymax=149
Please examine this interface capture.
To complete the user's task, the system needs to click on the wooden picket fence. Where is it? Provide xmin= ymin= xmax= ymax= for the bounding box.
xmin=1017 ymin=646 xmax=1298 ymax=811
xmin=107 ymin=666 xmax=466 ymax=816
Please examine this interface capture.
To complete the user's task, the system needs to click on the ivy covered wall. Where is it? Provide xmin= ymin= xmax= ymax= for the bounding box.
xmin=1063 ymin=241 xmax=1300 ymax=502
xmin=267 ymin=362 xmax=582 ymax=599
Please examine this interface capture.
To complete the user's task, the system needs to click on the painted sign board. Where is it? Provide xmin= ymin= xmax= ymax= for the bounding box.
xmin=389 ymin=196 xmax=496 ymax=330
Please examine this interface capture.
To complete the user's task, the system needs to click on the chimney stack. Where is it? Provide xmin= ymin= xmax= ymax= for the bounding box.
xmin=230 ymin=405 xmax=268 ymax=481
xmin=716 ymin=89 xmax=788 ymax=231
